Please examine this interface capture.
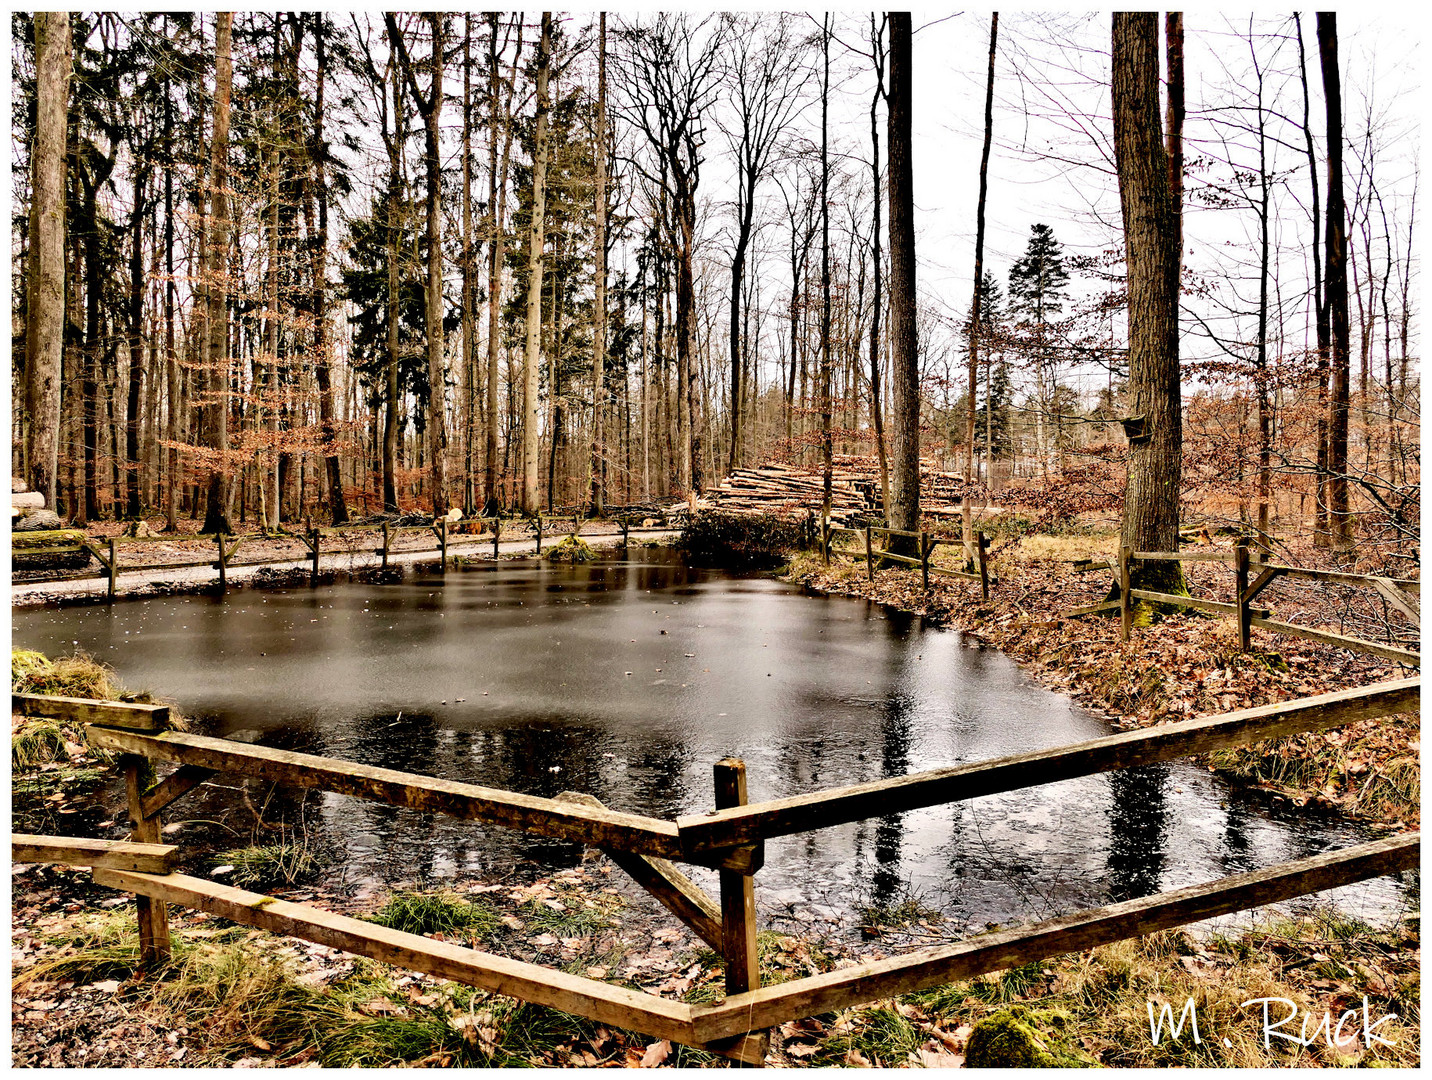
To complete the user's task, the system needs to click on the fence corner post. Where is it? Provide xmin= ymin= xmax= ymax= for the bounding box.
xmin=439 ymin=518 xmax=448 ymax=570
xmin=920 ymin=532 xmax=931 ymax=592
xmin=713 ymin=758 xmax=761 ymax=1001
xmin=215 ymin=532 xmax=227 ymax=591
xmin=865 ymin=526 xmax=874 ymax=580
xmin=821 ymin=516 xmax=830 ymax=566
xmin=621 ymin=517 xmax=629 ymax=546
xmin=107 ymin=538 xmax=118 ymax=600
xmin=536 ymin=514 xmax=543 ymax=555
xmin=381 ymin=521 xmax=390 ymax=568
xmin=1235 ymin=536 xmax=1251 ymax=653
xmin=493 ymin=516 xmax=501 ymax=559
xmin=122 ymin=754 xmax=171 ymax=966
xmin=310 ymin=526 xmax=321 ymax=585
xmin=1119 ymin=543 xmax=1133 ymax=642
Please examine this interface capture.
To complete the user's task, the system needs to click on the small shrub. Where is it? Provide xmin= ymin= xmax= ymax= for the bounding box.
xmin=544 ymin=534 xmax=595 ymax=563
xmin=12 ymin=720 xmax=71 ymax=769
xmin=681 ymin=511 xmax=812 ymax=570
xmin=366 ymin=890 xmax=503 ymax=939
xmin=11 ymin=649 xmax=120 ymax=699
xmin=218 ymin=842 xmax=321 ymax=890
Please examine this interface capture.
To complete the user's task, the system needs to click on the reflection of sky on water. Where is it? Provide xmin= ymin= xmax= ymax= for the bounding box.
xmin=12 ymin=549 xmax=1412 ymax=931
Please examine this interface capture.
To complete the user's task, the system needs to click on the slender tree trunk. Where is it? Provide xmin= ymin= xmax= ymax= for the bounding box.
xmin=461 ymin=15 xmax=476 ymax=513
xmin=201 ymin=12 xmax=235 ymax=534
xmin=1318 ymin=13 xmax=1353 ymax=552
xmin=1112 ymin=12 xmax=1184 ymax=594
xmin=310 ymin=20 xmax=347 ymax=525
xmin=589 ymin=13 xmax=607 ymax=514
xmin=868 ymin=17 xmax=890 ymax=513
xmin=484 ymin=15 xmax=521 ymax=512
xmin=521 ymin=13 xmax=552 ymax=514
xmin=964 ymin=13 xmax=997 ymax=560
xmin=126 ymin=173 xmax=148 ymax=519
xmin=26 ymin=12 xmax=69 ymax=508
xmin=164 ymin=72 xmax=181 ymax=532
xmin=819 ymin=16 xmax=833 ymax=521
xmin=886 ymin=12 xmax=919 ymax=553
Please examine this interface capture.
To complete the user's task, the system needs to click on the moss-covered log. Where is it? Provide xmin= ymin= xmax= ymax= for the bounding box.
xmin=12 ymin=529 xmax=93 ymax=570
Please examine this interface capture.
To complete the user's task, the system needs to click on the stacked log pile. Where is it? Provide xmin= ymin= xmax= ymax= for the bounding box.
xmin=705 ymin=457 xmax=971 ymax=524
xmin=707 ymin=464 xmax=872 ymax=524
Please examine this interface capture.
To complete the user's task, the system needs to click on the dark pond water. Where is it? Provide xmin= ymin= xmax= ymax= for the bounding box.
xmin=12 ymin=548 xmax=1411 ymax=933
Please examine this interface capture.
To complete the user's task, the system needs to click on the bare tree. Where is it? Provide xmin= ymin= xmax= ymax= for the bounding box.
xmin=520 ymin=12 xmax=552 ymax=514
xmin=963 ymin=13 xmax=998 ymax=562
xmin=200 ymin=12 xmax=235 ymax=535
xmin=614 ymin=14 xmax=727 ymax=494
xmin=1112 ymin=12 xmax=1184 ymax=592
xmin=1318 ymin=13 xmax=1354 ymax=551
xmin=717 ymin=13 xmax=808 ymax=475
xmin=25 ymin=12 xmax=71 ymax=508
xmin=886 ymin=11 xmax=919 ymax=553
xmin=589 ymin=13 xmax=608 ymax=515
xmin=386 ymin=12 xmax=449 ymax=517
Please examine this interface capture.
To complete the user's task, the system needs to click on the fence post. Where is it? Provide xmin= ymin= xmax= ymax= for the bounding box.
xmin=1119 ymin=544 xmax=1132 ymax=642
xmin=865 ymin=526 xmax=874 ymax=580
xmin=310 ymin=527 xmax=321 ymax=585
xmin=713 ymin=757 xmax=761 ymax=1003
xmin=381 ymin=522 xmax=390 ymax=568
xmin=122 ymin=755 xmax=171 ymax=965
xmin=621 ymin=517 xmax=629 ymax=547
xmin=1235 ymin=536 xmax=1251 ymax=653
xmin=920 ymin=532 xmax=931 ymax=592
xmin=536 ymin=514 xmax=543 ymax=555
xmin=107 ymin=538 xmax=118 ymax=600
xmin=821 ymin=516 xmax=830 ymax=566
xmin=439 ymin=519 xmax=448 ymax=570
xmin=215 ymin=532 xmax=227 ymax=591
xmin=977 ymin=531 xmax=990 ymax=600
xmin=493 ymin=517 xmax=501 ymax=558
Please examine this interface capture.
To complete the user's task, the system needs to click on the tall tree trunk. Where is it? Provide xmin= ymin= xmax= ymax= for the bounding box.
xmin=26 ymin=12 xmax=69 ymax=509
xmin=1295 ymin=15 xmax=1330 ymax=543
xmin=886 ymin=12 xmax=919 ymax=553
xmin=521 ymin=13 xmax=552 ymax=514
xmin=819 ymin=16 xmax=833 ymax=521
xmin=201 ymin=11 xmax=235 ymax=534
xmin=164 ymin=65 xmax=181 ymax=532
xmin=311 ymin=19 xmax=347 ymax=524
xmin=461 ymin=15 xmax=476 ymax=513
xmin=868 ymin=17 xmax=890 ymax=513
xmin=1318 ymin=13 xmax=1353 ymax=552
xmin=964 ymin=13 xmax=997 ymax=560
xmin=589 ymin=13 xmax=608 ymax=514
xmin=484 ymin=15 xmax=521 ymax=512
xmin=1112 ymin=12 xmax=1184 ymax=594
xmin=126 ymin=172 xmax=148 ymax=519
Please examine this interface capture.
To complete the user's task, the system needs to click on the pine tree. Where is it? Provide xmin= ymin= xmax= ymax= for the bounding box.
xmin=1008 ymin=223 xmax=1070 ymax=479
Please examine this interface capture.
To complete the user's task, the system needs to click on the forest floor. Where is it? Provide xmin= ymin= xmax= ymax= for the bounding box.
xmin=10 ymin=859 xmax=1420 ymax=1068
xmin=785 ymin=521 xmax=1420 ymax=829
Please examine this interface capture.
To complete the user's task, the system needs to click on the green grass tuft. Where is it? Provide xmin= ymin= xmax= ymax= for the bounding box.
xmin=366 ymin=890 xmax=503 ymax=940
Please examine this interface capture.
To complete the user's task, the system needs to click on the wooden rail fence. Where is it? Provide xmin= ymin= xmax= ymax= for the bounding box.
xmin=822 ymin=520 xmax=992 ymax=599
xmin=12 ymin=676 xmax=1417 ymax=1064
xmin=1113 ymin=541 xmax=1419 ymax=667
xmin=14 ymin=516 xmax=675 ymax=601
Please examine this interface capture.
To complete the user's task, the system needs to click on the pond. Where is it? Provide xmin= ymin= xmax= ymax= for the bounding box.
xmin=12 ymin=547 xmax=1410 ymax=936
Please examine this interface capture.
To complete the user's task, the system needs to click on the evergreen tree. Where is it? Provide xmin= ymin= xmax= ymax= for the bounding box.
xmin=1008 ymin=222 xmax=1070 ymax=477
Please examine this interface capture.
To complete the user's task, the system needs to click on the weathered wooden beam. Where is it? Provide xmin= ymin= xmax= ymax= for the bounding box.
xmin=1240 ymin=565 xmax=1284 ymax=606
xmin=689 ymin=832 xmax=1419 ymax=1041
xmin=1271 ymin=564 xmax=1420 ymax=591
xmin=1249 ymin=617 xmax=1420 ymax=667
xmin=90 ymin=869 xmax=698 ymax=1046
xmin=1370 ymin=577 xmax=1420 ymax=629
xmin=1129 ymin=588 xmax=1268 ymax=619
xmin=556 ymin=792 xmax=723 ymax=950
xmin=1132 ymin=550 xmax=1235 ymax=564
xmin=85 ymin=727 xmax=688 ymax=861
xmin=140 ymin=764 xmax=218 ymax=819
xmin=13 ymin=834 xmax=179 ymax=873
xmin=871 ymin=549 xmax=922 ymax=568
xmin=1062 ymin=600 xmax=1122 ymax=619
xmin=15 ymin=693 xmax=169 ymax=732
xmin=676 ymin=678 xmax=1419 ymax=853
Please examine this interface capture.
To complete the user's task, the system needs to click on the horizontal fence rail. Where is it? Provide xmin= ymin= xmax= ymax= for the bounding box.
xmin=1118 ymin=542 xmax=1420 ymax=666
xmin=675 ymin=678 xmax=1418 ymax=854
xmin=821 ymin=519 xmax=991 ymax=597
xmin=12 ymin=669 xmax=1417 ymax=1064
xmin=13 ymin=517 xmax=676 ymax=600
